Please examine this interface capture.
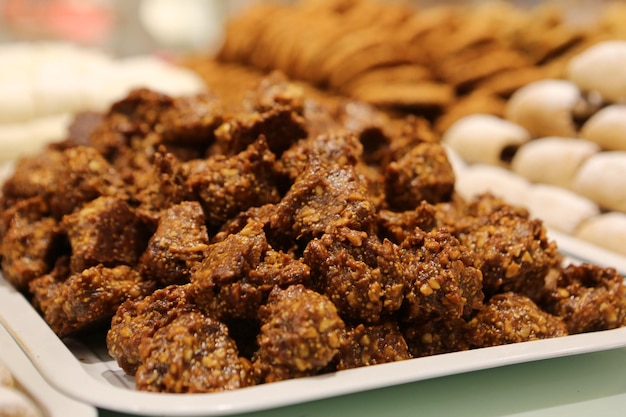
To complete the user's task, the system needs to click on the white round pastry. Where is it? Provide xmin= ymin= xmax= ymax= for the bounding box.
xmin=442 ymin=144 xmax=467 ymax=177
xmin=28 ymin=113 xmax=73 ymax=155
xmin=511 ymin=136 xmax=600 ymax=189
xmin=0 ymin=80 xmax=36 ymax=124
xmin=567 ymin=40 xmax=626 ymax=103
xmin=524 ymin=184 xmax=600 ymax=234
xmin=150 ymin=67 xmax=207 ymax=97
xmin=0 ymin=41 xmax=207 ymax=124
xmin=0 ymin=386 xmax=42 ymax=417
xmin=0 ymin=114 xmax=71 ymax=163
xmin=575 ymin=212 xmax=626 ymax=257
xmin=117 ymin=56 xmax=206 ymax=97
xmin=84 ymin=56 xmax=207 ymax=110
xmin=0 ymin=124 xmax=33 ymax=162
xmin=78 ymin=64 xmax=121 ymax=113
xmin=441 ymin=114 xmax=531 ymax=166
xmin=571 ymin=151 xmax=626 ymax=213
xmin=31 ymin=66 xmax=84 ymax=118
xmin=0 ymin=42 xmax=35 ymax=73
xmin=139 ymin=0 xmax=225 ymax=52
xmin=504 ymin=79 xmax=596 ymax=138
xmin=580 ymin=105 xmax=626 ymax=151
xmin=454 ymin=164 xmax=531 ymax=207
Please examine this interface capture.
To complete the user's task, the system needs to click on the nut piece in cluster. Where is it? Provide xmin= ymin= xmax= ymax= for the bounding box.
xmin=505 ymin=79 xmax=597 ymax=138
xmin=384 ymin=141 xmax=455 ymax=211
xmin=132 ymin=149 xmax=193 ymax=225
xmin=191 ymin=220 xmax=267 ymax=320
xmin=48 ymin=146 xmax=128 ymax=217
xmin=271 ymin=161 xmax=378 ymax=240
xmin=211 ymin=104 xmax=307 ymax=157
xmin=567 ymin=40 xmax=626 ymax=103
xmin=136 ymin=311 xmax=254 ymax=393
xmin=186 ymin=136 xmax=282 ymax=230
xmin=399 ymin=228 xmax=484 ymax=323
xmin=1 ymin=146 xmax=126 ymax=218
xmin=29 ymin=263 xmax=156 ymax=337
xmin=157 ymin=93 xmax=224 ymax=146
xmin=458 ymin=207 xmax=560 ymax=303
xmin=402 ymin=317 xmax=470 ymax=358
xmin=303 ymin=227 xmax=405 ymax=324
xmin=337 ymin=321 xmax=411 ymax=370
xmin=252 ymin=70 xmax=305 ymax=114
xmin=138 ymin=201 xmax=209 ymax=286
xmin=278 ymin=130 xmax=364 ymax=181
xmin=377 ymin=200 xmax=440 ymax=244
xmin=0 ymin=151 xmax=62 ymax=201
xmin=62 ymin=196 xmax=145 ymax=274
xmin=0 ymin=197 xmax=63 ymax=291
xmin=192 ymin=220 xmax=310 ymax=320
xmin=107 ymin=284 xmax=198 ymax=376
xmin=253 ymin=284 xmax=346 ymax=383
xmin=543 ymin=263 xmax=626 ymax=334
xmin=467 ymin=292 xmax=568 ymax=347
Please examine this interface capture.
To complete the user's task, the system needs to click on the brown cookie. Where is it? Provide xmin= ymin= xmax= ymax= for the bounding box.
xmin=329 ymin=41 xmax=415 ymax=88
xmin=318 ymin=27 xmax=395 ymax=85
xmin=522 ymin=25 xmax=585 ymax=64
xmin=475 ymin=66 xmax=551 ymax=98
xmin=439 ymin=47 xmax=532 ymax=91
xmin=436 ymin=92 xmax=506 ymax=133
xmin=292 ymin=17 xmax=349 ymax=84
xmin=395 ymin=6 xmax=461 ymax=44
xmin=342 ymin=64 xmax=432 ymax=95
xmin=350 ymin=81 xmax=454 ymax=109
xmin=426 ymin=19 xmax=500 ymax=63
xmin=218 ymin=3 xmax=283 ymax=63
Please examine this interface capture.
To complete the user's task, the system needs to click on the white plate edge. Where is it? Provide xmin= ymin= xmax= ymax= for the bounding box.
xmin=0 ymin=320 xmax=97 ymax=417
xmin=548 ymin=228 xmax=626 ymax=275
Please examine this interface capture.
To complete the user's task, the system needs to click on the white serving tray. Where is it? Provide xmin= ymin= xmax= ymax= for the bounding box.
xmin=1 ymin=232 xmax=626 ymax=417
xmin=547 ymin=229 xmax=626 ymax=274
xmin=0 ymin=320 xmax=97 ymax=417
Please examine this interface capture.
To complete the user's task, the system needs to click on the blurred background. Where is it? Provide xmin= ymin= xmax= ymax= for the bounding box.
xmin=0 ymin=0 xmax=254 ymax=57
xmin=0 ymin=0 xmax=608 ymax=58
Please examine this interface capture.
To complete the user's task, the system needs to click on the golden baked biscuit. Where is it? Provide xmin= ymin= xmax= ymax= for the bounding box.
xmin=436 ymin=92 xmax=506 ymax=134
xmin=329 ymin=41 xmax=415 ymax=88
xmin=476 ymin=66 xmax=552 ymax=98
xmin=350 ymin=81 xmax=454 ymax=110
xmin=342 ymin=64 xmax=432 ymax=95
xmin=439 ymin=47 xmax=533 ymax=92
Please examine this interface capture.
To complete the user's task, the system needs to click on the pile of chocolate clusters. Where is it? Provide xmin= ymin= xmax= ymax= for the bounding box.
xmin=1 ymin=64 xmax=625 ymax=394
